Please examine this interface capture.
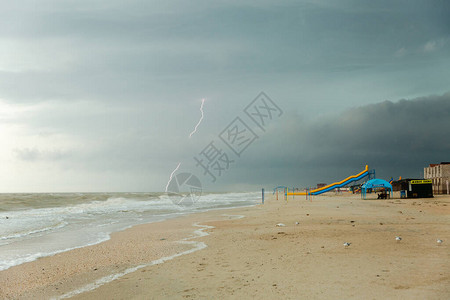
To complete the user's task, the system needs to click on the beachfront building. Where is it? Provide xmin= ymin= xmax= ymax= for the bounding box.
xmin=424 ymin=162 xmax=450 ymax=194
xmin=391 ymin=179 xmax=433 ymax=198
xmin=316 ymin=183 xmax=327 ymax=189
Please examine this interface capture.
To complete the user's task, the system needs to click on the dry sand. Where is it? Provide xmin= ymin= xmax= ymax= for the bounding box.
xmin=1 ymin=193 xmax=449 ymax=299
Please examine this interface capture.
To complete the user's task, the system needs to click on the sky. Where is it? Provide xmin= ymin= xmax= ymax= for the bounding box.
xmin=0 ymin=0 xmax=449 ymax=192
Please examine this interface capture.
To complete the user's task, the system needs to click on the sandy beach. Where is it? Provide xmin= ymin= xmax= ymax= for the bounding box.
xmin=1 ymin=193 xmax=449 ymax=299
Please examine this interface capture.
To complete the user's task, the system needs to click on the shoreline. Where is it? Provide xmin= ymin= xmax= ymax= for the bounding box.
xmin=56 ymin=222 xmax=215 ymax=299
xmin=58 ymin=214 xmax=244 ymax=299
xmin=1 ymin=193 xmax=449 ymax=299
xmin=0 ymin=192 xmax=259 ymax=273
xmin=0 ymin=204 xmax=255 ymax=299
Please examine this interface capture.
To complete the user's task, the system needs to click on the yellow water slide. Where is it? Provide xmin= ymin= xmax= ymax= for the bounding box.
xmin=287 ymin=165 xmax=369 ymax=196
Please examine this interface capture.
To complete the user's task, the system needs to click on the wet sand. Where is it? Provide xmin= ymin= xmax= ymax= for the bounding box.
xmin=1 ymin=194 xmax=449 ymax=299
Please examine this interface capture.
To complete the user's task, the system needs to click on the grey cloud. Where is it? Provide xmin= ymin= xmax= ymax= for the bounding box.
xmin=2 ymin=0 xmax=449 ymax=105
xmin=1 ymin=1 xmax=449 ymax=192
xmin=221 ymin=93 xmax=450 ymax=189
xmin=14 ymin=147 xmax=70 ymax=162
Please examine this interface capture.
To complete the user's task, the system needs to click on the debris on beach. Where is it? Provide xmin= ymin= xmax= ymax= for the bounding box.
xmin=276 ymin=223 xmax=285 ymax=227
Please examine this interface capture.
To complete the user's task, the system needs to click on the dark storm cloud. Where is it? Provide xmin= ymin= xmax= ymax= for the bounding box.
xmin=1 ymin=1 xmax=450 ymax=191
xmin=225 ymin=93 xmax=450 ymax=189
xmin=1 ymin=0 xmax=449 ymax=106
xmin=305 ymin=93 xmax=450 ymax=169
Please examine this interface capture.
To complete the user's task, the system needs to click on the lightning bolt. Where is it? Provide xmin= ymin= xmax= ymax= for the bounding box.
xmin=165 ymin=98 xmax=206 ymax=192
xmin=189 ymin=98 xmax=205 ymax=138
xmin=165 ymin=162 xmax=181 ymax=192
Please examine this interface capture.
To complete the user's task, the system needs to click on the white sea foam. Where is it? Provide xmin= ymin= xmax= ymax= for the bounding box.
xmin=0 ymin=232 xmax=111 ymax=271
xmin=55 ymin=222 xmax=216 ymax=300
xmin=221 ymin=214 xmax=245 ymax=219
xmin=0 ymin=220 xmax=67 ymax=242
xmin=0 ymin=192 xmax=259 ymax=271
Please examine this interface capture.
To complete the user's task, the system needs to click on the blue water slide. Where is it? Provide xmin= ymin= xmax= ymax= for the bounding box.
xmin=311 ymin=171 xmax=369 ymax=195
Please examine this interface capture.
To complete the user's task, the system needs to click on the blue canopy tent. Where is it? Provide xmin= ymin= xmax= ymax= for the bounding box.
xmin=361 ymin=179 xmax=393 ymax=199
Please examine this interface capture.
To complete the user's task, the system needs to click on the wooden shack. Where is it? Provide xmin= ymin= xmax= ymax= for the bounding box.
xmin=391 ymin=179 xmax=433 ymax=198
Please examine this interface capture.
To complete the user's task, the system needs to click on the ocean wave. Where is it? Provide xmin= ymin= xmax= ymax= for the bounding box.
xmin=0 ymin=232 xmax=111 ymax=271
xmin=0 ymin=221 xmax=67 ymax=241
xmin=0 ymin=192 xmax=259 ymax=271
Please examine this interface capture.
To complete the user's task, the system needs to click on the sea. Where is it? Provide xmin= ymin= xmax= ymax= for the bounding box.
xmin=0 ymin=192 xmax=260 ymax=271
